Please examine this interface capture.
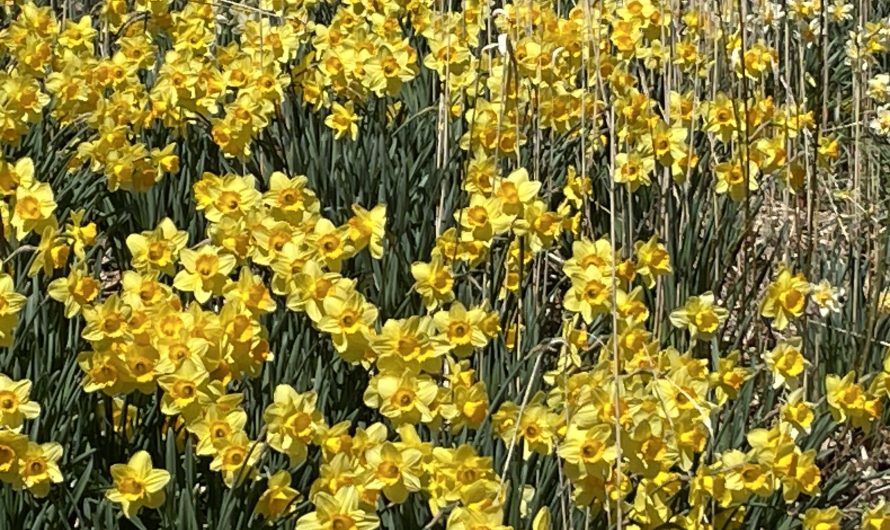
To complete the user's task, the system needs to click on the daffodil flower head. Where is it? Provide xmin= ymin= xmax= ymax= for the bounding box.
xmin=264 ymin=385 xmax=327 ymax=467
xmin=0 ymin=375 xmax=40 ymax=432
xmin=173 ymin=245 xmax=237 ymax=304
xmin=669 ymin=291 xmax=728 ymax=341
xmin=761 ymin=266 xmax=810 ymax=331
xmin=17 ymin=441 xmax=63 ymax=497
xmin=255 ymin=470 xmax=301 ymax=522
xmin=296 ymin=485 xmax=380 ymax=530
xmin=763 ymin=337 xmax=808 ymax=390
xmin=106 ymin=450 xmax=170 ymax=519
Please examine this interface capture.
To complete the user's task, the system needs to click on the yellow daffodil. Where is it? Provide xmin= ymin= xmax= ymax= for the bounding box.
xmin=264 ymin=385 xmax=327 ymax=466
xmin=0 ymin=430 xmax=28 ymax=484
xmin=11 ymin=178 xmax=56 ymax=240
xmin=364 ymin=358 xmax=438 ymax=426
xmin=318 ymin=286 xmax=378 ymax=363
xmin=431 ymin=302 xmax=488 ymax=357
xmin=297 ymin=486 xmax=379 ymax=530
xmin=493 ymin=168 xmax=541 ymax=216
xmin=48 ymin=266 xmax=100 ymax=318
xmin=255 ymin=470 xmax=301 ymax=522
xmin=0 ymin=274 xmax=26 ymax=346
xmin=347 ymin=203 xmax=386 ymax=259
xmin=411 ymin=254 xmax=455 ymax=311
xmin=325 ymin=102 xmax=360 ymax=141
xmin=862 ymin=500 xmax=890 ymax=530
xmin=186 ymin=406 xmax=248 ymax=456
xmin=761 ymin=267 xmax=810 ymax=330
xmin=365 ymin=441 xmax=423 ymax=504
xmin=564 ymin=265 xmax=613 ymax=324
xmin=173 ymin=245 xmax=237 ymax=303
xmin=763 ymin=337 xmax=808 ymax=390
xmin=0 ymin=375 xmax=40 ymax=432
xmin=802 ymin=507 xmax=841 ymax=530
xmin=810 ymin=279 xmax=843 ymax=317
xmin=634 ymin=236 xmax=672 ymax=288
xmin=18 ymin=441 xmax=63 ymax=498
xmin=669 ymin=291 xmax=729 ymax=341
xmin=106 ymin=451 xmax=171 ymax=519
xmin=209 ymin=431 xmax=264 ymax=488
xmin=126 ymin=218 xmax=189 ymax=275
xmin=158 ymin=358 xmax=211 ymax=418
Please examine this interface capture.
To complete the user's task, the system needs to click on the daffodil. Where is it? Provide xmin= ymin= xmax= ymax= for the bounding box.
xmin=0 ymin=156 xmax=33 ymax=195
xmin=802 ymin=507 xmax=841 ymax=530
xmin=714 ymin=158 xmax=759 ymax=201
xmin=297 ymin=486 xmax=379 ymax=530
xmin=186 ymin=406 xmax=248 ymax=456
xmin=347 ymin=203 xmax=386 ymax=259
xmin=861 ymin=500 xmax=890 ymax=530
xmin=761 ymin=267 xmax=810 ymax=330
xmin=150 ymin=143 xmax=179 ymax=174
xmin=209 ymin=431 xmax=264 ymax=488
xmin=288 ymin=260 xmax=352 ymax=321
xmin=634 ymin=236 xmax=672 ymax=288
xmin=364 ymin=358 xmax=438 ymax=426
xmin=0 ymin=274 xmax=26 ymax=346
xmin=48 ymin=266 xmax=99 ymax=318
xmin=563 ymin=265 xmax=612 ymax=324
xmin=781 ymin=389 xmax=815 ymax=435
xmin=173 ymin=245 xmax=237 ymax=303
xmin=126 ymin=218 xmax=189 ymax=275
xmin=264 ymin=385 xmax=326 ymax=466
xmin=365 ymin=441 xmax=423 ymax=504
xmin=710 ymin=350 xmax=754 ymax=405
xmin=263 ymin=172 xmax=320 ymax=223
xmin=64 ymin=209 xmax=97 ymax=259
xmin=255 ymin=470 xmax=301 ymax=522
xmin=493 ymin=168 xmax=541 ymax=216
xmin=559 ymin=420 xmax=616 ymax=479
xmin=411 ymin=254 xmax=454 ymax=311
xmin=456 ymin=194 xmax=514 ymax=241
xmin=318 ymin=286 xmax=378 ymax=363
xmin=669 ymin=292 xmax=728 ymax=341
xmin=562 ymin=165 xmax=591 ymax=208
xmin=0 ymin=375 xmax=40 ymax=432
xmin=720 ymin=450 xmax=775 ymax=502
xmin=309 ymin=218 xmax=355 ymax=272
xmin=0 ymin=430 xmax=27 ymax=484
xmin=27 ymin=225 xmax=70 ymax=278
xmin=81 ymin=294 xmax=132 ymax=346
xmin=763 ymin=337 xmax=808 ymax=390
xmin=372 ymin=316 xmax=445 ymax=373
xmin=18 ymin=441 xmax=63 ymax=498
xmin=493 ymin=394 xmax=560 ymax=459
xmin=825 ymin=371 xmax=878 ymax=427
xmin=447 ymin=506 xmax=511 ymax=530
xmin=810 ymin=279 xmax=843 ymax=317
xmin=106 ymin=451 xmax=171 ymax=519
xmin=158 ymin=358 xmax=210 ymax=417
xmin=11 ymin=178 xmax=56 ymax=240
xmin=563 ymin=238 xmax=614 ymax=276
xmin=431 ymin=302 xmax=488 ymax=357
xmin=443 ymin=381 xmax=489 ymax=431
xmin=223 ymin=267 xmax=277 ymax=316
xmin=614 ymin=151 xmax=654 ymax=192
xmin=197 ymin=174 xmax=261 ymax=223
xmin=325 ymin=102 xmax=360 ymax=141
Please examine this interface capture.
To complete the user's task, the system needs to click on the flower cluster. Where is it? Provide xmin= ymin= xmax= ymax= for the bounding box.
xmin=0 ymin=0 xmax=888 ymax=528
xmin=0 ymin=372 xmax=63 ymax=498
